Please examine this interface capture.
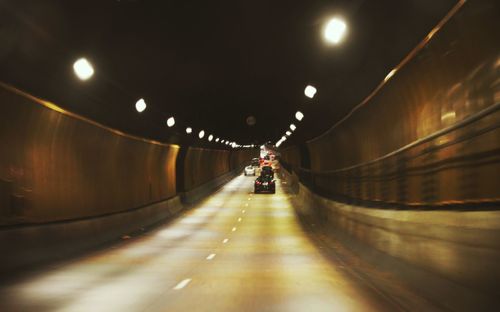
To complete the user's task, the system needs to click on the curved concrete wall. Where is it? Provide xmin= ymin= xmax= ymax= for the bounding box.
xmin=300 ymin=1 xmax=499 ymax=207
xmin=230 ymin=149 xmax=258 ymax=170
xmin=183 ymin=148 xmax=231 ymax=191
xmin=280 ymin=146 xmax=301 ymax=170
xmin=0 ymin=84 xmax=179 ymax=225
xmin=285 ymin=171 xmax=500 ymax=310
xmin=0 ymin=84 xmax=255 ymax=272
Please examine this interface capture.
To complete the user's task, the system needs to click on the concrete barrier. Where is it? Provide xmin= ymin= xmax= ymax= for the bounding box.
xmin=0 ymin=165 xmax=245 ymax=275
xmin=0 ymin=196 xmax=182 ymax=274
xmin=282 ymin=168 xmax=500 ymax=310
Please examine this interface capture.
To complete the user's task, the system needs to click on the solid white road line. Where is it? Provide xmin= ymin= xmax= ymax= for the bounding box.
xmin=173 ymin=278 xmax=192 ymax=290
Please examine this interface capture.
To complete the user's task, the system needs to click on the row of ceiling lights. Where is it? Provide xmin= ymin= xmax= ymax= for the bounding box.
xmin=73 ymin=17 xmax=349 ymax=149
xmin=275 ymin=17 xmax=348 ymax=147
xmin=73 ymin=62 xmax=244 ymax=148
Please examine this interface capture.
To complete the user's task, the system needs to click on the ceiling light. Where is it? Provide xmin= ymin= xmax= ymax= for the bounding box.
xmin=295 ymin=111 xmax=304 ymax=121
xmin=215 ymin=138 xmax=220 ymax=142
xmin=286 ymin=131 xmax=292 ymax=136
xmin=166 ymin=117 xmax=175 ymax=127
xmin=324 ymin=17 xmax=347 ymax=44
xmin=290 ymin=124 xmax=296 ymax=131
xmin=73 ymin=58 xmax=94 ymax=80
xmin=135 ymin=98 xmax=147 ymax=113
xmin=208 ymin=134 xmax=213 ymax=142
xmin=198 ymin=130 xmax=205 ymax=139
xmin=186 ymin=127 xmax=192 ymax=134
xmin=304 ymin=85 xmax=317 ymax=98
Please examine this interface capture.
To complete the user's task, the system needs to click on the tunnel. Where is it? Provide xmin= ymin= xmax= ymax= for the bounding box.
xmin=0 ymin=1 xmax=499 ymax=311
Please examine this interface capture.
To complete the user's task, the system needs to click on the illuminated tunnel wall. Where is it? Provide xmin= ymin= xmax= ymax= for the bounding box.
xmin=0 ymin=84 xmax=255 ymax=226
xmin=284 ymin=0 xmax=500 ymax=208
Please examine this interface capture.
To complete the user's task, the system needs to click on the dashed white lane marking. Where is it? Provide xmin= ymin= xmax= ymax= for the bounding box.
xmin=206 ymin=253 xmax=216 ymax=260
xmin=232 ymin=227 xmax=237 ymax=232
xmin=223 ymin=238 xmax=229 ymax=244
xmin=238 ymin=217 xmax=242 ymax=222
xmin=173 ymin=278 xmax=192 ymax=290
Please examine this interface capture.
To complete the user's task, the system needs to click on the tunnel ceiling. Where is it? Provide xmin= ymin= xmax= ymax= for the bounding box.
xmin=0 ymin=0 xmax=456 ymax=147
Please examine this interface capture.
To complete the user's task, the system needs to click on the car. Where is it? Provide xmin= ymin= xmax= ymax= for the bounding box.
xmin=254 ymin=175 xmax=276 ymax=194
xmin=244 ymin=165 xmax=256 ymax=176
xmin=251 ymin=158 xmax=260 ymax=167
xmin=260 ymin=165 xmax=274 ymax=178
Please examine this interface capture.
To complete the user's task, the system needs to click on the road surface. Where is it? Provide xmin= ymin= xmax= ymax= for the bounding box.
xmin=0 ymin=174 xmax=410 ymax=312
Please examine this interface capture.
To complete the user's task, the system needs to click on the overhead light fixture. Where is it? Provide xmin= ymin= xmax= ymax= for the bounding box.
xmin=198 ymin=130 xmax=205 ymax=139
xmin=215 ymin=138 xmax=220 ymax=142
xmin=186 ymin=127 xmax=192 ymax=134
xmin=135 ymin=98 xmax=147 ymax=113
xmin=304 ymin=85 xmax=317 ymax=99
xmin=290 ymin=124 xmax=296 ymax=131
xmin=208 ymin=134 xmax=214 ymax=142
xmin=73 ymin=57 xmax=94 ymax=80
xmin=295 ymin=111 xmax=304 ymax=121
xmin=286 ymin=131 xmax=292 ymax=136
xmin=166 ymin=117 xmax=175 ymax=127
xmin=324 ymin=17 xmax=347 ymax=44
xmin=281 ymin=136 xmax=287 ymax=141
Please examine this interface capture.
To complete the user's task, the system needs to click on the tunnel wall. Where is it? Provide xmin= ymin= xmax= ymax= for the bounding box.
xmin=280 ymin=146 xmax=301 ymax=171
xmin=299 ymin=0 xmax=499 ymax=208
xmin=0 ymin=83 xmax=179 ymax=225
xmin=183 ymin=147 xmax=231 ymax=192
xmin=0 ymin=83 xmax=256 ymax=272
xmin=283 ymin=169 xmax=500 ymax=310
xmin=183 ymin=147 xmax=256 ymax=192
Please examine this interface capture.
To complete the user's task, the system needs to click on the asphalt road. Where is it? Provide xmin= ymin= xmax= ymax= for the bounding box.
xmin=0 ymin=174 xmax=406 ymax=312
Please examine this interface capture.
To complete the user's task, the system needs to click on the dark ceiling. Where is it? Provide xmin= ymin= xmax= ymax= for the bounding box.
xmin=0 ymin=0 xmax=457 ymax=148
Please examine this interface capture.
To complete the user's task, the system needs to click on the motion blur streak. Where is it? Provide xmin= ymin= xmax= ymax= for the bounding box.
xmin=0 ymin=175 xmax=405 ymax=312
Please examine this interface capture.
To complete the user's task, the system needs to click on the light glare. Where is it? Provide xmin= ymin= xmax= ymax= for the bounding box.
xmin=167 ymin=117 xmax=175 ymax=127
xmin=304 ymin=85 xmax=317 ymax=98
xmin=324 ymin=17 xmax=347 ymax=44
xmin=135 ymin=98 xmax=147 ymax=113
xmin=73 ymin=58 xmax=94 ymax=80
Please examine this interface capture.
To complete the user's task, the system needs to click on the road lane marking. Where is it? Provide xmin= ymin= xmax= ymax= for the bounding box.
xmin=206 ymin=253 xmax=216 ymax=260
xmin=232 ymin=227 xmax=237 ymax=232
xmin=223 ymin=238 xmax=229 ymax=244
xmin=173 ymin=278 xmax=192 ymax=290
